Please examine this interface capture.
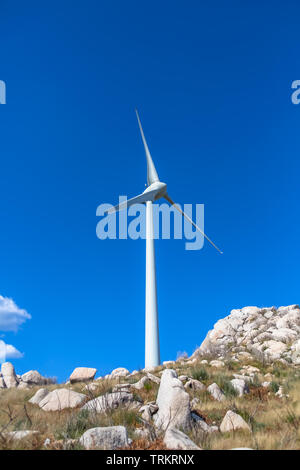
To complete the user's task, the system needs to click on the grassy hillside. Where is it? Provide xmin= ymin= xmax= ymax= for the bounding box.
xmin=0 ymin=355 xmax=299 ymax=450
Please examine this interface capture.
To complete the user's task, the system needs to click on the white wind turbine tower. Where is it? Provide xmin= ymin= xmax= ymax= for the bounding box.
xmin=107 ymin=110 xmax=223 ymax=369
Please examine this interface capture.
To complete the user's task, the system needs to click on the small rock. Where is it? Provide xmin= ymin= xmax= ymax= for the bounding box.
xmin=146 ymin=372 xmax=161 ymax=384
xmin=275 ymin=386 xmax=289 ymax=399
xmin=192 ymin=413 xmax=218 ymax=433
xmin=220 ymin=410 xmax=251 ymax=432
xmin=230 ymin=379 xmax=249 ymax=397
xmin=207 ymin=383 xmax=226 ymax=401
xmin=184 ymin=379 xmax=205 ymax=392
xmin=110 ymin=367 xmax=130 ymax=378
xmin=262 ymin=382 xmax=270 ymax=388
xmin=43 ymin=438 xmax=51 ymax=447
xmin=164 ymin=428 xmax=201 ymax=450
xmin=132 ymin=376 xmax=150 ymax=390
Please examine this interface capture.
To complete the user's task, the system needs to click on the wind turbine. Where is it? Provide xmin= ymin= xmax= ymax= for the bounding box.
xmin=107 ymin=110 xmax=222 ymax=369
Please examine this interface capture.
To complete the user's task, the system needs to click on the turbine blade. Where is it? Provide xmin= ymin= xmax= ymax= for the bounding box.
xmin=106 ymin=189 xmax=158 ymax=214
xmin=135 ymin=109 xmax=160 ymax=186
xmin=164 ymin=194 xmax=223 ymax=254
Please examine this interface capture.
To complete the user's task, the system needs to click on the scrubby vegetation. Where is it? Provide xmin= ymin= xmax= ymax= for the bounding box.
xmin=0 ymin=356 xmax=300 ymax=450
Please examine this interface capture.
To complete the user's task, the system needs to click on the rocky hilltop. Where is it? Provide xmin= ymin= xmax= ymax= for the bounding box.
xmin=0 ymin=304 xmax=299 ymax=450
xmin=193 ymin=304 xmax=300 ymax=365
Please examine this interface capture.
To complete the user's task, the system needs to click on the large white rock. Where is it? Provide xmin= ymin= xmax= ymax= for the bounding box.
xmin=1 ymin=362 xmax=18 ymax=388
xmin=22 ymin=370 xmax=48 ymax=385
xmin=154 ymin=369 xmax=191 ymax=432
xmin=220 ymin=410 xmax=251 ymax=432
xmin=29 ymin=388 xmax=50 ymax=405
xmin=163 ymin=428 xmax=200 ymax=450
xmin=207 ymin=383 xmax=225 ymax=401
xmin=79 ymin=426 xmax=130 ymax=450
xmin=82 ymin=391 xmax=135 ymax=413
xmin=39 ymin=388 xmax=86 ymax=411
xmin=69 ymin=367 xmax=97 ymax=384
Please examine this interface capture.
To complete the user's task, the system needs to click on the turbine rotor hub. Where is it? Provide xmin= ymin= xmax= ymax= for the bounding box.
xmin=143 ymin=181 xmax=167 ymax=200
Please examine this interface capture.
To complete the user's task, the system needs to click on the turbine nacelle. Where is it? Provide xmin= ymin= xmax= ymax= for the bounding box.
xmin=143 ymin=181 xmax=167 ymax=201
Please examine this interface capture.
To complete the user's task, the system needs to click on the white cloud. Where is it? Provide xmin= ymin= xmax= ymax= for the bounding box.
xmin=0 ymin=340 xmax=23 ymax=362
xmin=0 ymin=295 xmax=31 ymax=332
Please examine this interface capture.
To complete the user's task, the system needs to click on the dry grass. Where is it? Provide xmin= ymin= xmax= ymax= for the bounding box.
xmin=0 ymin=357 xmax=299 ymax=450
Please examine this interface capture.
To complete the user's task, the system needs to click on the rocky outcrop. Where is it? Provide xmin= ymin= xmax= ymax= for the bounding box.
xmin=193 ymin=305 xmax=300 ymax=364
xmin=0 ymin=363 xmax=54 ymax=389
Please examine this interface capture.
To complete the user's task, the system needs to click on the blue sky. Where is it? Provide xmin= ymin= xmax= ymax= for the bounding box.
xmin=1 ymin=1 xmax=300 ymax=382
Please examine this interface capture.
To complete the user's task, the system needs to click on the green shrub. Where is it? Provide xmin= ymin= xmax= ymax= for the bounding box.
xmin=270 ymin=381 xmax=279 ymax=393
xmin=215 ymin=374 xmax=237 ymax=397
xmin=191 ymin=367 xmax=209 ymax=382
